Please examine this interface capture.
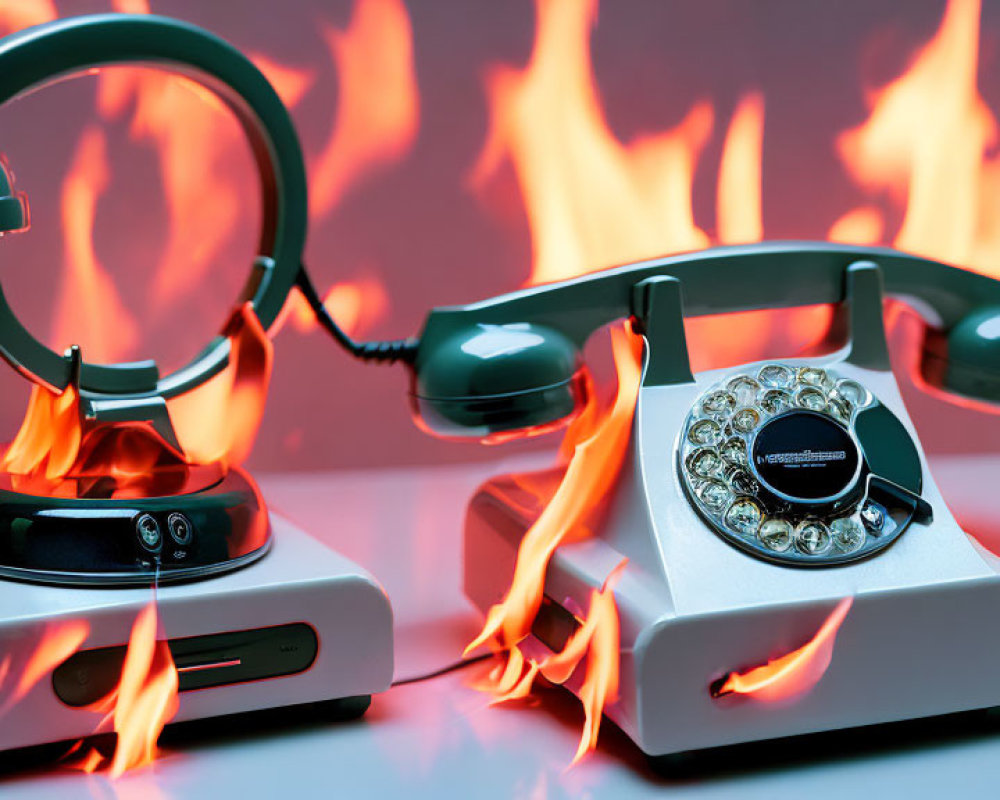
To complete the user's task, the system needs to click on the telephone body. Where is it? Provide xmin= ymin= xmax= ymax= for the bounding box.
xmin=409 ymin=243 xmax=1000 ymax=755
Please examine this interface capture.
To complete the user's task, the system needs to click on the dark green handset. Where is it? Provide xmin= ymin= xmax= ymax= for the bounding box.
xmin=408 ymin=244 xmax=1000 ymax=439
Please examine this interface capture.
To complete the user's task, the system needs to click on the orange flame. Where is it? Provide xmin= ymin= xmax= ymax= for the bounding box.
xmin=1 ymin=302 xmax=267 ymax=495
xmin=70 ymin=423 xmax=189 ymax=500
xmin=0 ymin=620 xmax=89 ymax=714
xmin=713 ymin=597 xmax=853 ymax=702
xmin=2 ymin=381 xmax=81 ymax=484
xmin=717 ymin=92 xmax=764 ymax=245
xmin=52 ymin=126 xmax=139 ymax=363
xmin=0 ymin=0 xmax=56 ymax=32
xmin=106 ymin=601 xmax=178 ymax=778
xmin=466 ymin=324 xmax=641 ymax=761
xmin=827 ymin=206 xmax=884 ymax=246
xmin=480 ymin=564 xmax=625 ymax=766
xmin=98 ymin=0 xmax=314 ymax=317
xmin=250 ymin=52 xmax=316 ymax=110
xmin=469 ymin=0 xmax=712 ymax=284
xmin=834 ymin=0 xmax=1000 ymax=278
xmin=542 ymin=563 xmax=625 ymax=764
xmin=167 ymin=302 xmax=273 ymax=468
xmin=272 ymin=276 xmax=390 ymax=337
xmin=97 ymin=66 xmax=245 ymax=312
xmin=71 ymin=600 xmax=179 ymax=778
xmin=471 ymin=0 xmax=830 ymax=369
xmin=309 ymin=0 xmax=419 ymax=218
xmin=101 ymin=0 xmax=235 ymax=313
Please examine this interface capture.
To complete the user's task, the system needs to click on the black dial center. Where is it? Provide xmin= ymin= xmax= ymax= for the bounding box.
xmin=751 ymin=410 xmax=861 ymax=502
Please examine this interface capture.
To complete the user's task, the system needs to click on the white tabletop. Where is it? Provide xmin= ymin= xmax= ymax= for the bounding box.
xmin=3 ymin=453 xmax=1000 ymax=799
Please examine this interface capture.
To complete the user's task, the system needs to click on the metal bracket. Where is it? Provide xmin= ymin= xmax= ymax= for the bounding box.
xmin=844 ymin=260 xmax=892 ymax=371
xmin=631 ymin=276 xmax=694 ymax=387
xmin=81 ymin=394 xmax=183 ymax=453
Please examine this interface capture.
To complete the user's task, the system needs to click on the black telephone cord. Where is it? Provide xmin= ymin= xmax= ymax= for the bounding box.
xmin=295 ymin=262 xmax=418 ymax=364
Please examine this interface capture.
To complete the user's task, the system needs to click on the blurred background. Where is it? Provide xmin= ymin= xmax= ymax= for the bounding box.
xmin=0 ymin=0 xmax=998 ymax=471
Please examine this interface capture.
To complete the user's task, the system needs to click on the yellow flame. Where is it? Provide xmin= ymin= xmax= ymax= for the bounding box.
xmin=469 ymin=0 xmax=716 ymax=285
xmin=106 ymin=601 xmax=178 ymax=778
xmin=717 ymin=92 xmax=764 ymax=244
xmin=309 ymin=0 xmax=419 ymax=218
xmin=836 ymin=0 xmax=1000 ymax=277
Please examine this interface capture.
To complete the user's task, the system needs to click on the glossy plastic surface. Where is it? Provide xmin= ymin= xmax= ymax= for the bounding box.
xmin=0 ymin=466 xmax=270 ymax=585
xmin=929 ymin=305 xmax=1000 ymax=402
xmin=412 ymin=244 xmax=1000 ymax=435
xmin=411 ymin=322 xmax=587 ymax=438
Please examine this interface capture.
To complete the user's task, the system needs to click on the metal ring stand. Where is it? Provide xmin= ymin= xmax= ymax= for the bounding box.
xmin=0 ymin=14 xmax=309 ymax=585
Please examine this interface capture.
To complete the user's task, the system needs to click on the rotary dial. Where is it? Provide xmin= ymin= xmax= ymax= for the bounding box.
xmin=678 ymin=364 xmax=932 ymax=566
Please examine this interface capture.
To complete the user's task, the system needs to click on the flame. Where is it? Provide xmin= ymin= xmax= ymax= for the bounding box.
xmin=717 ymin=92 xmax=764 ymax=245
xmin=272 ymin=276 xmax=390 ymax=337
xmin=70 ymin=423 xmax=189 ymax=499
xmin=827 ymin=206 xmax=884 ymax=245
xmin=0 ymin=620 xmax=89 ymax=714
xmin=251 ymin=53 xmax=316 ymax=109
xmin=1 ymin=381 xmax=81 ymax=484
xmin=542 ymin=563 xmax=624 ymax=764
xmin=102 ymin=0 xmax=233 ymax=312
xmin=52 ymin=126 xmax=139 ymax=363
xmin=70 ymin=601 xmax=179 ymax=778
xmin=309 ymin=0 xmax=419 ymax=218
xmin=2 ymin=302 xmax=266 ymax=495
xmin=713 ymin=597 xmax=853 ymax=702
xmin=469 ymin=0 xmax=711 ymax=284
xmin=98 ymin=67 xmax=245 ymax=312
xmin=471 ymin=0 xmax=831 ymax=368
xmin=0 ymin=302 xmax=266 ymax=494
xmin=479 ymin=564 xmax=626 ymax=765
xmin=167 ymin=302 xmax=273 ymax=468
xmin=110 ymin=0 xmax=151 ymax=13
xmin=0 ymin=0 xmax=55 ymax=32
xmin=98 ymin=0 xmax=315 ymax=316
xmin=466 ymin=324 xmax=641 ymax=762
xmin=835 ymin=0 xmax=1000 ymax=277
xmin=106 ymin=601 xmax=178 ymax=778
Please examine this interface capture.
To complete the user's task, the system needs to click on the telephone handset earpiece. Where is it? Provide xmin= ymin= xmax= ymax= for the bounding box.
xmin=922 ymin=303 xmax=1000 ymax=402
xmin=410 ymin=242 xmax=1000 ymax=439
xmin=410 ymin=322 xmax=588 ymax=441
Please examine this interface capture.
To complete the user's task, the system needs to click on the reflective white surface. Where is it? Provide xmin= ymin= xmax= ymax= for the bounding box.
xmin=3 ymin=454 xmax=1000 ymax=799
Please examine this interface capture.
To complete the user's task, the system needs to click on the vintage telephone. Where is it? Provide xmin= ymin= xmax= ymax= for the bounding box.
xmin=408 ymin=244 xmax=1000 ymax=564
xmin=401 ymin=244 xmax=1000 ymax=755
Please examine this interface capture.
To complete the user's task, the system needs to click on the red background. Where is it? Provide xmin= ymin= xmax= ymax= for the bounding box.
xmin=0 ymin=0 xmax=997 ymax=471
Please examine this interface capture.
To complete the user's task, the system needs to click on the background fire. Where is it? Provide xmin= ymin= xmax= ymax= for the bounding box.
xmin=0 ymin=0 xmax=998 ymax=471
xmin=0 ymin=0 xmax=996 ymax=776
